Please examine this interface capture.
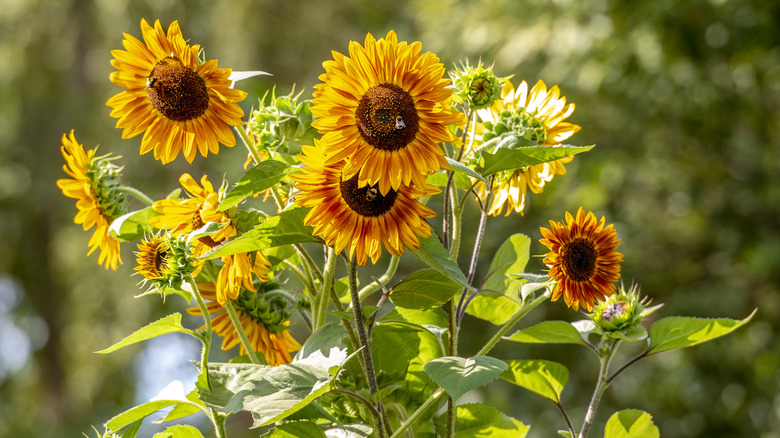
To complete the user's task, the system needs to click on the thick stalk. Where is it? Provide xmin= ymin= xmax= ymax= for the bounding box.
xmin=224 ymin=299 xmax=266 ymax=365
xmin=186 ymin=276 xmax=213 ymax=388
xmin=475 ymin=290 xmax=550 ymax=356
xmin=442 ymin=110 xmax=473 ymax=250
xmin=448 ymin=182 xmax=463 ymax=261
xmin=294 ymin=243 xmax=324 ymax=284
xmin=235 ymin=126 xmax=262 ymax=165
xmin=314 ymin=247 xmax=337 ymax=330
xmin=455 ymin=185 xmax=491 ymax=324
xmin=579 ymin=342 xmax=617 ymax=438
xmin=445 ymin=299 xmax=458 ymax=438
xmin=116 ymin=186 xmax=154 ymax=206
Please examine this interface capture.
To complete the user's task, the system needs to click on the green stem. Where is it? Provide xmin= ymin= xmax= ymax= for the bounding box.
xmin=235 ymin=126 xmax=262 ymax=165
xmin=116 ymin=186 xmax=154 ymax=206
xmin=314 ymin=247 xmax=337 ymax=330
xmin=445 ymin=299 xmax=458 ymax=438
xmin=389 ymin=389 xmax=446 ymax=438
xmin=212 ymin=410 xmax=227 ymax=438
xmin=579 ymin=341 xmax=618 ymax=438
xmin=357 ymin=255 xmax=399 ymax=301
xmin=475 ymin=290 xmax=550 ymax=357
xmin=224 ymin=299 xmax=266 ymax=365
xmin=442 ymin=109 xmax=473 ymax=250
xmin=283 ymin=259 xmax=316 ymax=296
xmin=449 ymin=182 xmax=463 ymax=262
xmin=330 ymin=388 xmax=382 ymax=419
xmin=294 ymin=244 xmax=324 ymax=285
xmin=186 ymin=276 xmax=213 ymax=388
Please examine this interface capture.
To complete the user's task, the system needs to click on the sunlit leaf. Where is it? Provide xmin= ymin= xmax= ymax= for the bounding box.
xmin=229 ymin=70 xmax=272 ymax=81
xmin=262 ymin=420 xmax=326 ymax=438
xmin=465 ymin=291 xmax=522 ymax=325
xmin=409 ymin=235 xmax=473 ymax=291
xmin=445 ymin=156 xmax=489 ymax=188
xmin=390 ymin=269 xmax=462 ymax=309
xmin=434 ymin=403 xmax=529 ymax=437
xmin=480 ymin=144 xmax=594 ymax=175
xmin=109 ymin=207 xmax=160 ymax=241
xmin=604 ymin=410 xmax=659 ymax=438
xmin=105 ymin=399 xmax=202 ymax=433
xmin=424 ymin=356 xmax=508 ymax=401
xmin=297 ymin=323 xmax=346 ymax=360
xmin=152 ymin=424 xmax=204 ymax=438
xmin=481 ymin=234 xmax=531 ymax=301
xmin=648 ymin=310 xmax=755 ymax=355
xmin=96 ymin=313 xmax=195 ymax=354
xmin=501 ymin=360 xmax=569 ymax=403
xmin=219 ymin=160 xmax=291 ymax=211
xmin=505 ymin=321 xmax=587 ymax=346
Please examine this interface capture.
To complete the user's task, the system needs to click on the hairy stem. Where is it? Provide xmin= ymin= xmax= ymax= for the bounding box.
xmin=358 ymin=255 xmax=399 ymax=301
xmin=475 ymin=290 xmax=550 ymax=357
xmin=224 ymin=299 xmax=266 ymax=365
xmin=235 ymin=125 xmax=262 ymax=165
xmin=314 ymin=247 xmax=337 ymax=330
xmin=579 ymin=341 xmax=617 ymax=438
xmin=389 ymin=389 xmax=446 ymax=438
xmin=116 ymin=186 xmax=154 ymax=206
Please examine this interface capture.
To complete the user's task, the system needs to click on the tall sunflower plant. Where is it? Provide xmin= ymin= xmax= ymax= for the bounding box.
xmin=60 ymin=20 xmax=754 ymax=438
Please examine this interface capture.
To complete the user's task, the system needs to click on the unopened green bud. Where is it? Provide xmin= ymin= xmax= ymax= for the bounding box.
xmin=590 ymin=284 xmax=653 ymax=334
xmin=449 ymin=59 xmax=504 ymax=110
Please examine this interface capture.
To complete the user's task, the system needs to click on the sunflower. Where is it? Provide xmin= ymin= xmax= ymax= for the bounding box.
xmin=187 ymin=282 xmax=301 ymax=366
xmin=107 ymin=19 xmax=247 ymax=164
xmin=539 ymin=207 xmax=623 ymax=312
xmin=134 ymin=236 xmax=171 ymax=281
xmin=57 ymin=130 xmax=124 ymax=270
xmin=148 ymin=173 xmax=270 ymax=303
xmin=293 ymin=142 xmax=438 ymax=266
xmin=311 ymin=30 xmax=463 ymax=195
xmin=475 ymin=80 xmax=580 ymax=216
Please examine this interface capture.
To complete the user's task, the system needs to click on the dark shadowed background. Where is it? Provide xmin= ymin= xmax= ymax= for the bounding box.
xmin=0 ymin=0 xmax=778 ymax=436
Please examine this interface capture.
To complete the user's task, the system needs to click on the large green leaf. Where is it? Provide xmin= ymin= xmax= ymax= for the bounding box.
xmin=108 ymin=207 xmax=160 ymax=241
xmin=152 ymin=425 xmax=205 ymax=438
xmin=372 ymin=322 xmax=425 ymax=382
xmin=434 ymin=404 xmax=529 ymax=437
xmin=465 ymin=291 xmax=522 ymax=325
xmin=480 ymin=144 xmax=594 ymax=175
xmin=424 ymin=356 xmax=508 ymax=401
xmin=219 ymin=160 xmax=291 ymax=211
xmin=297 ymin=323 xmax=346 ymax=360
xmin=409 ymin=235 xmax=473 ymax=291
xmin=501 ymin=360 xmax=569 ymax=403
xmin=105 ymin=399 xmax=205 ymax=433
xmin=96 ymin=313 xmax=195 ymax=354
xmin=505 ymin=321 xmax=588 ymax=346
xmin=390 ymin=269 xmax=462 ymax=309
xmin=262 ymin=421 xmax=327 ymax=438
xmin=445 ymin=156 xmax=489 ymax=188
xmin=200 ymin=208 xmax=318 ymax=260
xmin=153 ymin=389 xmax=205 ymax=424
xmin=648 ymin=310 xmax=755 ymax=355
xmin=604 ymin=410 xmax=659 ymax=438
xmin=481 ymin=234 xmax=531 ymax=297
xmin=197 ymin=348 xmax=349 ymax=427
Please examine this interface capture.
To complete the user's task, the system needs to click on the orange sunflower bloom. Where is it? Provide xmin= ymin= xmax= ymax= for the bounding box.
xmin=311 ymin=31 xmax=463 ymax=195
xmin=293 ymin=142 xmax=438 ymax=266
xmin=148 ymin=173 xmax=270 ymax=303
xmin=56 ymin=130 xmax=124 ymax=270
xmin=107 ymin=19 xmax=247 ymax=164
xmin=476 ymin=80 xmax=580 ymax=216
xmin=187 ymin=282 xmax=301 ymax=366
xmin=539 ymin=207 xmax=623 ymax=312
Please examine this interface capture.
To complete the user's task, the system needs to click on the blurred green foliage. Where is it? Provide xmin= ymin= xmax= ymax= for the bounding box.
xmin=0 ymin=0 xmax=777 ymax=436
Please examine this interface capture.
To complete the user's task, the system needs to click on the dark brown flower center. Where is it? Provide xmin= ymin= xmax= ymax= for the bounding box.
xmin=356 ymin=83 xmax=419 ymax=151
xmin=146 ymin=56 xmax=209 ymax=122
xmin=340 ymin=173 xmax=397 ymax=217
xmin=153 ymin=245 xmax=169 ymax=277
xmin=561 ymin=238 xmax=598 ymax=282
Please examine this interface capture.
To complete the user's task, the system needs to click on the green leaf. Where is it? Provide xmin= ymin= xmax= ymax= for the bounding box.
xmin=648 ymin=309 xmax=755 ymax=355
xmin=200 ymin=208 xmax=318 ymax=260
xmin=390 ymin=269 xmax=462 ymax=309
xmin=604 ymin=410 xmax=659 ymax=438
xmin=153 ymin=389 xmax=207 ymax=424
xmin=505 ymin=321 xmax=588 ymax=346
xmin=427 ymin=170 xmax=473 ymax=190
xmin=197 ymin=349 xmax=349 ymax=427
xmin=297 ymin=323 xmax=346 ymax=360
xmin=105 ymin=400 xmax=200 ymax=433
xmin=481 ymin=234 xmax=531 ymax=297
xmin=409 ymin=234 xmax=473 ymax=291
xmin=424 ymin=356 xmax=508 ymax=401
xmin=501 ymin=360 xmax=569 ymax=403
xmin=219 ymin=160 xmax=290 ymax=211
xmin=372 ymin=323 xmax=425 ymax=382
xmin=465 ymin=291 xmax=522 ymax=325
xmin=445 ymin=157 xmax=488 ymax=188
xmin=262 ymin=420 xmax=327 ymax=438
xmin=480 ymin=144 xmax=594 ymax=176
xmin=108 ymin=207 xmax=159 ymax=241
xmin=96 ymin=313 xmax=195 ymax=354
xmin=434 ymin=404 xmax=529 ymax=437
xmin=152 ymin=425 xmax=205 ymax=438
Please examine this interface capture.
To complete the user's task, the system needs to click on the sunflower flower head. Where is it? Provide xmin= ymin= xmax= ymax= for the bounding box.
xmin=539 ymin=207 xmax=623 ymax=312
xmin=107 ymin=19 xmax=247 ymax=164
xmin=134 ymin=234 xmax=195 ymax=291
xmin=246 ymin=86 xmax=317 ymax=156
xmin=590 ymin=283 xmax=656 ymax=335
xmin=311 ymin=30 xmax=464 ymax=195
xmin=186 ymin=281 xmax=301 ymax=366
xmin=293 ymin=142 xmax=439 ymax=266
xmin=449 ymin=59 xmax=504 ymax=110
xmin=57 ymin=130 xmax=125 ymax=270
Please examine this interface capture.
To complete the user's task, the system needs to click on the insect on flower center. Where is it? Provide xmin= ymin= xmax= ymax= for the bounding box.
xmin=146 ymin=56 xmax=209 ymax=122
xmin=561 ymin=237 xmax=598 ymax=282
xmin=340 ymin=173 xmax=398 ymax=217
xmin=356 ymin=83 xmax=420 ymax=151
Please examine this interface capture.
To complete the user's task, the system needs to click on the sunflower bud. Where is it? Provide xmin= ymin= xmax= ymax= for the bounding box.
xmin=232 ymin=281 xmax=293 ymax=334
xmin=87 ymin=154 xmax=126 ymax=221
xmin=246 ymin=86 xmax=318 ymax=156
xmin=449 ymin=60 xmax=503 ymax=110
xmin=134 ymin=234 xmax=195 ymax=292
xmin=590 ymin=284 xmax=654 ymax=334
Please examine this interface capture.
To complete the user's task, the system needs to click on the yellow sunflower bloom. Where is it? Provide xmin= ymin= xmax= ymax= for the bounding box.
xmin=56 ymin=130 xmax=123 ymax=270
xmin=149 ymin=173 xmax=270 ymax=303
xmin=107 ymin=19 xmax=247 ymax=164
xmin=539 ymin=207 xmax=623 ymax=312
xmin=187 ymin=282 xmax=301 ymax=366
xmin=476 ymin=80 xmax=580 ymax=216
xmin=311 ymin=31 xmax=463 ymax=195
xmin=293 ymin=142 xmax=438 ymax=266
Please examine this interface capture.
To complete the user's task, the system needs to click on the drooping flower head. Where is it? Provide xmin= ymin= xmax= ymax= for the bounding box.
xmin=187 ymin=281 xmax=301 ymax=366
xmin=539 ymin=207 xmax=623 ymax=312
xmin=311 ymin=31 xmax=463 ymax=195
xmin=475 ymin=80 xmax=580 ymax=216
xmin=107 ymin=19 xmax=247 ymax=164
xmin=134 ymin=234 xmax=195 ymax=291
xmin=293 ymin=142 xmax=438 ymax=266
xmin=57 ymin=130 xmax=125 ymax=270
xmin=148 ymin=173 xmax=270 ymax=303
